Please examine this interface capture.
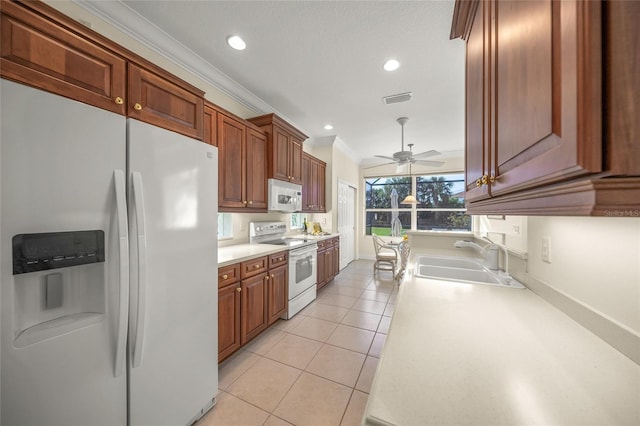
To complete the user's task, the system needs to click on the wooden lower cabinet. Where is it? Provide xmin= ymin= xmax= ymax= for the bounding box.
xmin=317 ymin=237 xmax=340 ymax=290
xmin=268 ymin=265 xmax=288 ymax=325
xmin=240 ymin=273 xmax=269 ymax=344
xmin=218 ymin=282 xmax=241 ymax=362
xmin=218 ymin=252 xmax=288 ymax=363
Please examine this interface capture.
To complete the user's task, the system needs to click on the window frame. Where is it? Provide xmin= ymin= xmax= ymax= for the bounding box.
xmin=364 ymin=172 xmax=471 ymax=236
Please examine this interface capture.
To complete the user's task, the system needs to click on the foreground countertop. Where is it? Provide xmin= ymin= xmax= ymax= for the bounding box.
xmin=364 ymin=253 xmax=640 ymax=425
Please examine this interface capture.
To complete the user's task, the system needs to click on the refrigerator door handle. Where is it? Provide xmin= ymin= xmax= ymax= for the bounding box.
xmin=131 ymin=171 xmax=148 ymax=368
xmin=113 ymin=170 xmax=129 ymax=377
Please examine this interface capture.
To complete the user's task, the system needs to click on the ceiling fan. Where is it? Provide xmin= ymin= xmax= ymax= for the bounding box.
xmin=365 ymin=117 xmax=444 ymax=170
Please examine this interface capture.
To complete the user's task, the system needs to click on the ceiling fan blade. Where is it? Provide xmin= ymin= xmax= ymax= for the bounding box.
xmin=373 ymin=155 xmax=397 ymax=161
xmin=414 ymin=160 xmax=445 ymax=167
xmin=363 ymin=161 xmax=395 ymax=169
xmin=412 ymin=150 xmax=441 ymax=159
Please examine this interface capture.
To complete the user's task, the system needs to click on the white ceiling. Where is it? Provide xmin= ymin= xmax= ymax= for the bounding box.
xmin=118 ymin=0 xmax=466 ymax=166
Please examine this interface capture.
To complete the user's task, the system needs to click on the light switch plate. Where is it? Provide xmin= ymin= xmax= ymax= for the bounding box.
xmin=542 ymin=236 xmax=551 ymax=263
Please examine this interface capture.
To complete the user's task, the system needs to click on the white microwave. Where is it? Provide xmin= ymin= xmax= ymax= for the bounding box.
xmin=268 ymin=179 xmax=302 ymax=212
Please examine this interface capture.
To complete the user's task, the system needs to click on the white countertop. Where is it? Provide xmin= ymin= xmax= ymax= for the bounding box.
xmin=218 ymin=234 xmax=339 ymax=268
xmin=364 ymin=252 xmax=640 ymax=425
xmin=218 ymin=244 xmax=287 ymax=267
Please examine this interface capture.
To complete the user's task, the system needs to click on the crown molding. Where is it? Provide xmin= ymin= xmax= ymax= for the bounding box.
xmin=72 ymin=0 xmax=300 ymax=126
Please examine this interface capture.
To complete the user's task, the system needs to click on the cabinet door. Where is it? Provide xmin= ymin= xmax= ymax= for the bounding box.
xmin=218 ymin=114 xmax=246 ymax=209
xmin=272 ymin=126 xmax=291 ymax=181
xmin=464 ymin=0 xmax=491 ymax=202
xmin=332 ymin=242 xmax=340 ymax=276
xmin=289 ymin=137 xmax=303 ymax=184
xmin=128 ymin=63 xmax=204 ymax=140
xmin=309 ymin=160 xmax=320 ymax=211
xmin=325 ymin=246 xmax=334 ymax=282
xmin=317 ymin=161 xmax=326 ymax=212
xmin=301 ymin=153 xmax=311 ymax=211
xmin=317 ymin=248 xmax=327 ymax=289
xmin=240 ymin=274 xmax=268 ymax=344
xmin=0 ymin=1 xmax=126 ymax=115
xmin=246 ymin=128 xmax=268 ymax=209
xmin=204 ymin=104 xmax=217 ymax=146
xmin=218 ymin=284 xmax=241 ymax=362
xmin=490 ymin=0 xmax=602 ymax=196
xmin=267 ymin=265 xmax=288 ymax=325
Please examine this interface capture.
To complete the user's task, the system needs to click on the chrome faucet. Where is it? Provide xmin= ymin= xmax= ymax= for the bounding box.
xmin=453 ymin=239 xmax=500 ymax=271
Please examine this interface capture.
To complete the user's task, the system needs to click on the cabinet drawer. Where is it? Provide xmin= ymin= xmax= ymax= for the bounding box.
xmin=218 ymin=263 xmax=240 ymax=288
xmin=241 ymin=256 xmax=268 ymax=279
xmin=0 ymin=1 xmax=126 ymax=115
xmin=317 ymin=239 xmax=328 ymax=250
xmin=269 ymin=251 xmax=288 ymax=269
xmin=331 ymin=237 xmax=340 ymax=246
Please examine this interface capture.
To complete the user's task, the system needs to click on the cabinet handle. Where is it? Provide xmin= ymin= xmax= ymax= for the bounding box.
xmin=489 ymin=175 xmax=496 ymax=184
xmin=264 ymin=275 xmax=270 ymax=281
xmin=134 ymin=103 xmax=143 ymax=111
xmin=236 ymin=287 xmax=241 ymax=293
xmin=115 ymin=96 xmax=124 ymax=105
xmin=222 ymin=274 xmax=228 ymax=280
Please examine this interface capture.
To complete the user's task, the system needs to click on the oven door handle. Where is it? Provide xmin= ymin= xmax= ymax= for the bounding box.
xmin=290 ymin=247 xmax=318 ymax=259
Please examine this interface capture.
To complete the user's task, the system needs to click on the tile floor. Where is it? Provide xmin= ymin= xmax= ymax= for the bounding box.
xmin=198 ymin=259 xmax=398 ymax=426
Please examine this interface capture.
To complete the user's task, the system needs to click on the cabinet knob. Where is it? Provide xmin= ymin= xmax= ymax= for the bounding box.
xmin=271 ymin=274 xmax=275 ymax=278
xmin=222 ymin=274 xmax=228 ymax=280
xmin=236 ymin=287 xmax=241 ymax=293
xmin=243 ymin=200 xmax=248 ymax=205
xmin=253 ymin=264 xmax=259 ymax=269
xmin=248 ymin=201 xmax=253 ymax=205
xmin=265 ymin=275 xmax=270 ymax=281
xmin=278 ymin=257 xmax=283 ymax=261
xmin=134 ymin=103 xmax=143 ymax=111
xmin=114 ymin=96 xmax=124 ymax=105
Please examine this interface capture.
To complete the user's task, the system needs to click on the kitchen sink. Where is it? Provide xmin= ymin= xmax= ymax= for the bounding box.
xmin=414 ymin=255 xmax=525 ymax=289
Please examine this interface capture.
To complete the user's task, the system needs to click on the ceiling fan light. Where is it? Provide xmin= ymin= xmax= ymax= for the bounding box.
xmin=401 ymin=194 xmax=418 ymax=204
xmin=396 ymin=163 xmax=408 ymax=174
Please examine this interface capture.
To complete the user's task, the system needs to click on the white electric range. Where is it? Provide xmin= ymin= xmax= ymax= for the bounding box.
xmin=249 ymin=222 xmax=317 ymax=318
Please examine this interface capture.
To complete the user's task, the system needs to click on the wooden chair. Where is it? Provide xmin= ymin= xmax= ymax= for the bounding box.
xmin=373 ymin=234 xmax=397 ymax=276
xmin=394 ymin=240 xmax=411 ymax=285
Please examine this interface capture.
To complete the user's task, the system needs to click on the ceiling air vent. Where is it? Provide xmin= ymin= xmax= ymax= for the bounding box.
xmin=382 ymin=92 xmax=413 ymax=105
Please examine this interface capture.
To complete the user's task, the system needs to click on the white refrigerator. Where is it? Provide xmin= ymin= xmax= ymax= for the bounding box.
xmin=0 ymin=79 xmax=218 ymax=426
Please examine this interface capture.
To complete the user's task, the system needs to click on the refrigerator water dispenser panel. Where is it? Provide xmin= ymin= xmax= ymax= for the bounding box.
xmin=12 ymin=230 xmax=105 ymax=274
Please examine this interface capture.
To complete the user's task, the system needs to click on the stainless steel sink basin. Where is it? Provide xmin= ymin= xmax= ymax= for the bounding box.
xmin=414 ymin=255 xmax=525 ymax=289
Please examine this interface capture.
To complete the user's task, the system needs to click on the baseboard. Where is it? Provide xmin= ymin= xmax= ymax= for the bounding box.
xmin=525 ymin=273 xmax=640 ymax=366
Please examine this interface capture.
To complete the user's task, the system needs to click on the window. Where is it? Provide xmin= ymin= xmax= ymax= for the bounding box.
xmin=290 ymin=212 xmax=302 ymax=230
xmin=217 ymin=213 xmax=233 ymax=239
xmin=364 ymin=173 xmax=470 ymax=235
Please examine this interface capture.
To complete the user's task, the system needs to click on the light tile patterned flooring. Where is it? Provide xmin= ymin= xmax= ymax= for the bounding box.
xmin=198 ymin=259 xmax=398 ymax=426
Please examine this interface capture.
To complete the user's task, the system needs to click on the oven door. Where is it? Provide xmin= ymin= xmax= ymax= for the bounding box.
xmin=288 ymin=245 xmax=317 ymax=299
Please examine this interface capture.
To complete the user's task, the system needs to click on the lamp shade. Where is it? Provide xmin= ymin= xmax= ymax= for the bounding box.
xmin=400 ymin=194 xmax=418 ymax=204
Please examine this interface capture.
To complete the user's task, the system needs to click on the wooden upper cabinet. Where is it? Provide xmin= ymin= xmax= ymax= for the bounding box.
xmin=203 ymin=102 xmax=217 ymax=146
xmin=248 ymin=114 xmax=308 ymax=185
xmin=302 ymin=152 xmax=326 ymax=212
xmin=128 ymin=63 xmax=204 ymax=140
xmin=218 ymin=110 xmax=268 ymax=212
xmin=451 ymin=0 xmax=640 ymax=215
xmin=246 ymin=127 xmax=268 ymax=209
xmin=0 ymin=0 xmax=126 ymax=114
xmin=218 ymin=113 xmax=246 ymax=209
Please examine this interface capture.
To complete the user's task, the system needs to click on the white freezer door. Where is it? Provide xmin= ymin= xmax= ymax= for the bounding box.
xmin=127 ymin=119 xmax=218 ymax=426
xmin=0 ymin=80 xmax=128 ymax=426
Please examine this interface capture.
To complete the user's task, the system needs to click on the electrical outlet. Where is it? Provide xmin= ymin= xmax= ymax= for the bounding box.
xmin=513 ymin=225 xmax=520 ymax=235
xmin=542 ymin=236 xmax=551 ymax=263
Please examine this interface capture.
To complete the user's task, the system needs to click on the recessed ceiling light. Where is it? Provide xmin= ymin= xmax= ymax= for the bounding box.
xmin=226 ymin=35 xmax=246 ymax=51
xmin=384 ymin=59 xmax=400 ymax=71
xmin=323 ymin=124 xmax=334 ymax=130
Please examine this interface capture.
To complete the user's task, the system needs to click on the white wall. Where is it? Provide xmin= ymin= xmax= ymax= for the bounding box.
xmin=527 ymin=216 xmax=640 ymax=334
